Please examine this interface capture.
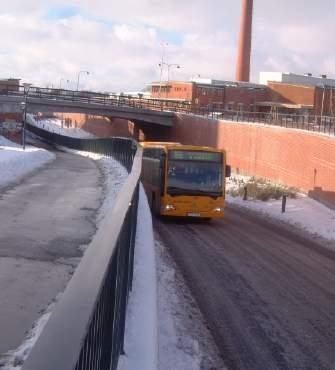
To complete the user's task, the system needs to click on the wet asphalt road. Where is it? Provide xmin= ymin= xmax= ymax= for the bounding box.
xmin=0 ymin=148 xmax=102 ymax=358
xmin=155 ymin=206 xmax=335 ymax=370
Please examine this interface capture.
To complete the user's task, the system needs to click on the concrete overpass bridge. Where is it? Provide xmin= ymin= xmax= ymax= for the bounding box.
xmin=0 ymin=87 xmax=175 ymax=128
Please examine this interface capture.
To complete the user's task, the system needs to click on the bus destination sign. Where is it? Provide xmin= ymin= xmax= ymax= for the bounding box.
xmin=170 ymin=150 xmax=221 ymax=162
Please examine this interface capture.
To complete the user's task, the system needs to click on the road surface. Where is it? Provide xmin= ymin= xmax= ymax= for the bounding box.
xmin=155 ymin=205 xmax=335 ymax=370
xmin=0 ymin=148 xmax=103 ymax=360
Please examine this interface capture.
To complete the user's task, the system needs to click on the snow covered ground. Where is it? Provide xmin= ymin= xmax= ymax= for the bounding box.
xmin=27 ymin=115 xmax=94 ymax=138
xmin=155 ymin=236 xmax=226 ymax=370
xmin=0 ymin=136 xmax=55 ymax=189
xmin=1 ymin=151 xmax=128 ymax=370
xmin=226 ymin=175 xmax=335 ymax=242
xmin=119 ymin=186 xmax=158 ymax=370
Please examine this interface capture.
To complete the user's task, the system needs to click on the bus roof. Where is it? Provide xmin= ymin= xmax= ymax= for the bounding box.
xmin=140 ymin=141 xmax=225 ymax=153
xmin=140 ymin=141 xmax=181 ymax=147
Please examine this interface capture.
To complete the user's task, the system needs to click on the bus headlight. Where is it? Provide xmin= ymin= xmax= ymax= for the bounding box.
xmin=164 ymin=204 xmax=176 ymax=211
xmin=213 ymin=207 xmax=224 ymax=213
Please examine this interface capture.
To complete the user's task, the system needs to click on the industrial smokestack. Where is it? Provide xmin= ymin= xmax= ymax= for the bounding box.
xmin=236 ymin=0 xmax=253 ymax=82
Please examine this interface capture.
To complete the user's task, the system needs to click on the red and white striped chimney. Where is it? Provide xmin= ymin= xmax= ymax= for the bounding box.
xmin=236 ymin=0 xmax=253 ymax=82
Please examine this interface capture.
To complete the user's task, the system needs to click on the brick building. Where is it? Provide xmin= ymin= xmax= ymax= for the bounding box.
xmin=150 ymin=78 xmax=267 ymax=112
xmin=259 ymin=72 xmax=335 ymax=116
xmin=150 ymin=73 xmax=335 ymax=117
xmin=0 ymin=78 xmax=20 ymax=92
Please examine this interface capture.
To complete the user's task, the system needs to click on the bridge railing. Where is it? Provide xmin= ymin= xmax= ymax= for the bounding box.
xmin=0 ymin=84 xmax=191 ymax=114
xmin=22 ymin=123 xmax=142 ymax=370
xmin=2 ymin=84 xmax=335 ymax=136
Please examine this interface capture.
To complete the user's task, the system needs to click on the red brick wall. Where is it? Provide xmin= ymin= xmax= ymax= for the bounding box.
xmin=151 ymin=82 xmax=194 ymax=101
xmin=225 ymin=86 xmax=267 ymax=110
xmin=51 ymin=112 xmax=335 ymax=207
xmin=55 ymin=113 xmax=136 ymax=138
xmin=163 ymin=114 xmax=335 ymax=207
xmin=0 ymin=113 xmax=22 ymax=122
xmin=267 ymin=82 xmax=315 ymax=106
xmin=151 ymin=81 xmax=267 ymax=109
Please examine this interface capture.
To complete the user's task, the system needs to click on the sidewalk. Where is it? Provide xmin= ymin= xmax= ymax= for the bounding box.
xmin=0 ymin=150 xmax=103 ymax=364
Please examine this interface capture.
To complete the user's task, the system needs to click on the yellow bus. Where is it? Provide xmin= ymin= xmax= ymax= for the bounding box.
xmin=141 ymin=142 xmax=231 ymax=219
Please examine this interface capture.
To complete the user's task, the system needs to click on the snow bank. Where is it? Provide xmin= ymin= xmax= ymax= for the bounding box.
xmin=0 ymin=136 xmax=55 ymax=188
xmin=226 ymin=175 xmax=335 ymax=242
xmin=27 ymin=115 xmax=94 ymax=138
xmin=119 ymin=186 xmax=158 ymax=370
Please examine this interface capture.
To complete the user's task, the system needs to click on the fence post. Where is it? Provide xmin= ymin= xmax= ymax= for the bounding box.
xmin=243 ymin=186 xmax=248 ymax=201
xmin=282 ymin=195 xmax=287 ymax=213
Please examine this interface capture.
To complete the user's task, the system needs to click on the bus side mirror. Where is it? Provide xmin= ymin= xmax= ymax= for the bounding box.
xmin=225 ymin=165 xmax=231 ymax=178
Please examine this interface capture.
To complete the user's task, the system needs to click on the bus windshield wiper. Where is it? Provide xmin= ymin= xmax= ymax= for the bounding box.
xmin=167 ymin=186 xmax=190 ymax=195
xmin=167 ymin=187 xmax=222 ymax=197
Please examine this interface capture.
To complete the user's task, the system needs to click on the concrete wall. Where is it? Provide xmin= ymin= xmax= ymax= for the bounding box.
xmin=162 ymin=114 xmax=335 ymax=208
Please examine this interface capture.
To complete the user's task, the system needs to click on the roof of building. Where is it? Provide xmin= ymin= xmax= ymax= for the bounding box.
xmin=150 ymin=79 xmax=266 ymax=90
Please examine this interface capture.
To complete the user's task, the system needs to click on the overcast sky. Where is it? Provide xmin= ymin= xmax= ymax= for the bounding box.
xmin=0 ymin=0 xmax=334 ymax=92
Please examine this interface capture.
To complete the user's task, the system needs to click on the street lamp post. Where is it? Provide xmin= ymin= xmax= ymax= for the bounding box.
xmin=76 ymin=71 xmax=90 ymax=91
xmin=59 ymin=78 xmax=70 ymax=89
xmin=158 ymin=62 xmax=181 ymax=98
xmin=158 ymin=42 xmax=168 ymax=99
xmin=166 ymin=63 xmax=180 ymax=82
xmin=22 ymin=84 xmax=31 ymax=150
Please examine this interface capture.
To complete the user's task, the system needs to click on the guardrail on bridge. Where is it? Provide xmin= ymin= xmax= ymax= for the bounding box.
xmin=2 ymin=84 xmax=335 ymax=136
xmin=22 ymin=123 xmax=142 ymax=370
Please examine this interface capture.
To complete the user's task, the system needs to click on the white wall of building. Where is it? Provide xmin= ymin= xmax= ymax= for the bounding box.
xmin=260 ymin=72 xmax=335 ymax=88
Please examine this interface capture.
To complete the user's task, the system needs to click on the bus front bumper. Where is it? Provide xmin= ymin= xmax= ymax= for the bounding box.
xmin=160 ymin=207 xmax=225 ymax=219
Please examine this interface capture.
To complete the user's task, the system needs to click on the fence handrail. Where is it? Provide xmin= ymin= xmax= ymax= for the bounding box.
xmin=22 ymin=125 xmax=142 ymax=370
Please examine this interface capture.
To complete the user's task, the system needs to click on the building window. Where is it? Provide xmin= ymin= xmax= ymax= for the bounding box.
xmin=226 ymin=102 xmax=234 ymax=111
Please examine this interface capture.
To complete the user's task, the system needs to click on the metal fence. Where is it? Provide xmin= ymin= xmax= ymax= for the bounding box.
xmin=2 ymin=84 xmax=335 ymax=136
xmin=22 ymin=123 xmax=142 ymax=370
xmin=189 ymin=110 xmax=335 ymax=136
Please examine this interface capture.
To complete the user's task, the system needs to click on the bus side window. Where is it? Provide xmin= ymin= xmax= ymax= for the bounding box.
xmin=159 ymin=151 xmax=166 ymax=196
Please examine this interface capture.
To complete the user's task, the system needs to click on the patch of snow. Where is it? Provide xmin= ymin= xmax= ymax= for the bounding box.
xmin=27 ymin=114 xmax=94 ymax=138
xmin=0 ymin=294 xmax=62 ymax=370
xmin=119 ymin=186 xmax=158 ymax=370
xmin=226 ymin=175 xmax=335 ymax=242
xmin=0 ymin=136 xmax=55 ymax=188
xmin=155 ymin=235 xmax=226 ymax=370
xmin=0 ymin=136 xmax=20 ymax=148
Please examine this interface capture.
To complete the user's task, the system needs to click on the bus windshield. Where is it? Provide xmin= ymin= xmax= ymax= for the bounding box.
xmin=167 ymin=150 xmax=223 ymax=196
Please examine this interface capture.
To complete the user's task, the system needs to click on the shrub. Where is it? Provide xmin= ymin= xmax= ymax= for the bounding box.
xmin=227 ymin=176 xmax=299 ymax=201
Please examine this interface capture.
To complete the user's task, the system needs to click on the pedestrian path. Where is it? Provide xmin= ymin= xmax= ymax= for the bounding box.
xmin=0 ymin=150 xmax=103 ymax=360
